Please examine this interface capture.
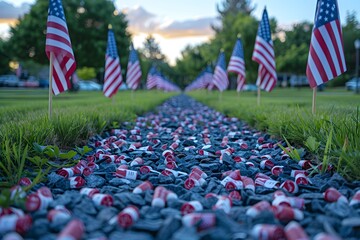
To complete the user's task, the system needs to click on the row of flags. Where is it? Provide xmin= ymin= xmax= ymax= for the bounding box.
xmin=185 ymin=0 xmax=346 ymax=93
xmin=45 ymin=0 xmax=178 ymax=98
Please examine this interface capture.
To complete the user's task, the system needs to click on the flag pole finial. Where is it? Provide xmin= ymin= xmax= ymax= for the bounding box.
xmin=237 ymin=33 xmax=241 ymax=38
xmin=108 ymin=24 xmax=112 ymax=29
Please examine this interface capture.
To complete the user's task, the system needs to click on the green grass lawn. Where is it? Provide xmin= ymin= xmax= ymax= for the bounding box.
xmin=188 ymin=88 xmax=360 ymax=180
xmin=0 ymin=89 xmax=176 ymax=187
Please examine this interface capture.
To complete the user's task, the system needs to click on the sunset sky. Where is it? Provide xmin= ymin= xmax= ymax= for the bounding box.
xmin=1 ymin=0 xmax=359 ymax=64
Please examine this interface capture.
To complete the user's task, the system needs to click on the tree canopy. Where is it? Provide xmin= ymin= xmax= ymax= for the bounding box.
xmin=6 ymin=0 xmax=130 ymax=70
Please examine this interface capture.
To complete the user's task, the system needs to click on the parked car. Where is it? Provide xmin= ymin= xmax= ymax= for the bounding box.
xmin=78 ymin=81 xmax=102 ymax=91
xmin=18 ymin=76 xmax=40 ymax=88
xmin=0 ymin=75 xmax=19 ymax=87
xmin=243 ymin=84 xmax=257 ymax=91
xmin=345 ymin=78 xmax=360 ymax=91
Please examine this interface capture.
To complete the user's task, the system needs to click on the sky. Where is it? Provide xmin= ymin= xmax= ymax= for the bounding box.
xmin=1 ymin=0 xmax=360 ymax=64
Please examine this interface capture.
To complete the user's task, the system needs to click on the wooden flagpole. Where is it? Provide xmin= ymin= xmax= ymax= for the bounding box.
xmin=48 ymin=52 xmax=54 ymax=118
xmin=312 ymin=88 xmax=316 ymax=114
xmin=257 ymin=86 xmax=261 ymax=106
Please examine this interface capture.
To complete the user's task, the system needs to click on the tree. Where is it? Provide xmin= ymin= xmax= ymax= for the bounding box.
xmin=141 ymin=35 xmax=166 ymax=62
xmin=0 ymin=39 xmax=11 ymax=74
xmin=217 ymin=0 xmax=255 ymax=17
xmin=6 ymin=0 xmax=130 ymax=70
xmin=342 ymin=11 xmax=360 ymax=76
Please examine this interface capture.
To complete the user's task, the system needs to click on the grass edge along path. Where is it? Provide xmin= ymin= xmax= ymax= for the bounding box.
xmin=188 ymin=89 xmax=360 ymax=181
xmin=0 ymin=90 xmax=176 ymax=188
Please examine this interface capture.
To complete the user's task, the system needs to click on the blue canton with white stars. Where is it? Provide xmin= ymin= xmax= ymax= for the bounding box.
xmin=217 ymin=52 xmax=226 ymax=71
xmin=233 ymin=39 xmax=244 ymax=59
xmin=106 ymin=30 xmax=119 ymax=59
xmin=315 ymin=0 xmax=339 ymax=29
xmin=129 ymin=44 xmax=139 ymax=64
xmin=257 ymin=9 xmax=271 ymax=42
xmin=48 ymin=0 xmax=66 ymax=20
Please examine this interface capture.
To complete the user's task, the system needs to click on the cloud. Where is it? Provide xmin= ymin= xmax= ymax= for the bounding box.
xmin=0 ymin=1 xmax=31 ymax=19
xmin=124 ymin=6 xmax=217 ymax=39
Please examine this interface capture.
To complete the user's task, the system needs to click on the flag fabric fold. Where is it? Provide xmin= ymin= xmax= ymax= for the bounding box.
xmin=126 ymin=43 xmax=142 ymax=90
xmin=306 ymin=0 xmax=346 ymax=88
xmin=252 ymin=8 xmax=277 ymax=92
xmin=213 ymin=51 xmax=229 ymax=92
xmin=45 ymin=0 xmax=76 ymax=95
xmin=103 ymin=28 xmax=122 ymax=98
xmin=228 ymin=38 xmax=246 ymax=92
xmin=146 ymin=66 xmax=161 ymax=90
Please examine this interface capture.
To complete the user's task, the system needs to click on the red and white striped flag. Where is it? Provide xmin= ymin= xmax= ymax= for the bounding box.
xmin=306 ymin=0 xmax=346 ymax=88
xmin=252 ymin=8 xmax=277 ymax=92
xmin=228 ymin=37 xmax=246 ymax=92
xmin=146 ymin=66 xmax=160 ymax=90
xmin=103 ymin=27 xmax=122 ymax=98
xmin=45 ymin=0 xmax=76 ymax=95
xmin=126 ymin=43 xmax=142 ymax=90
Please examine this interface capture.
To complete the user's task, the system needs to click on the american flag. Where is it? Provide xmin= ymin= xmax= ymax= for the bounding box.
xmin=213 ymin=51 xmax=229 ymax=92
xmin=306 ymin=0 xmax=346 ymax=88
xmin=228 ymin=38 xmax=246 ymax=92
xmin=103 ymin=28 xmax=122 ymax=98
xmin=45 ymin=0 xmax=76 ymax=95
xmin=126 ymin=43 xmax=142 ymax=90
xmin=252 ymin=8 xmax=277 ymax=92
xmin=146 ymin=66 xmax=161 ymax=89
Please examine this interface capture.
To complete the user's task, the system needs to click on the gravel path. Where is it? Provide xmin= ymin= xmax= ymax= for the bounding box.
xmin=2 ymin=94 xmax=360 ymax=240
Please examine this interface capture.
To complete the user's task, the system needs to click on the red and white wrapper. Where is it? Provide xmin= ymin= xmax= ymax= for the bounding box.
xmin=182 ymin=213 xmax=216 ymax=231
xmin=162 ymin=150 xmax=173 ymax=157
xmin=271 ymin=166 xmax=284 ymax=176
xmin=258 ymin=143 xmax=274 ymax=150
xmin=273 ymin=190 xmax=286 ymax=199
xmin=117 ymin=206 xmax=139 ymax=228
xmin=272 ymin=196 xmax=291 ymax=208
xmin=139 ymin=166 xmax=159 ymax=175
xmin=228 ymin=191 xmax=241 ymax=201
xmin=298 ymin=160 xmax=312 ymax=170
xmin=139 ymin=146 xmax=153 ymax=151
xmin=241 ymin=176 xmax=255 ymax=191
xmin=246 ymin=200 xmax=271 ymax=217
xmin=260 ymin=159 xmax=275 ymax=169
xmin=213 ymin=196 xmax=232 ymax=214
xmin=295 ymin=173 xmax=310 ymax=185
xmin=98 ymin=154 xmax=117 ymax=163
xmin=152 ymin=186 xmax=168 ymax=208
xmin=92 ymin=194 xmax=114 ymax=206
xmin=290 ymin=170 xmax=308 ymax=178
xmin=324 ymin=187 xmax=348 ymax=203
xmin=181 ymin=201 xmax=203 ymax=215
xmin=184 ymin=177 xmax=204 ymax=190
xmin=251 ymin=224 xmax=286 ymax=240
xmin=203 ymin=137 xmax=211 ymax=145
xmin=280 ymin=180 xmax=299 ymax=194
xmin=233 ymin=156 xmax=246 ymax=163
xmin=272 ymin=205 xmax=304 ymax=222
xmin=47 ymin=205 xmax=71 ymax=223
xmin=0 ymin=214 xmax=32 ymax=235
xmin=69 ymin=176 xmax=85 ymax=189
xmin=57 ymin=168 xmax=75 ymax=178
xmin=0 ymin=208 xmax=24 ymax=218
xmin=18 ymin=177 xmax=32 ymax=187
xmin=133 ymin=181 xmax=154 ymax=194
xmin=223 ymin=178 xmax=243 ymax=191
xmin=198 ymin=149 xmax=215 ymax=157
xmin=25 ymin=187 xmax=53 ymax=212
xmin=350 ymin=190 xmax=360 ymax=206
xmin=161 ymin=169 xmax=179 ymax=177
xmin=115 ymin=169 xmax=137 ymax=180
xmin=228 ymin=170 xmax=241 ymax=181
xmin=165 ymin=160 xmax=178 ymax=169
xmin=130 ymin=157 xmax=144 ymax=166
xmin=191 ymin=167 xmax=208 ymax=179
xmin=255 ymin=173 xmax=270 ymax=179
xmin=170 ymin=141 xmax=179 ymax=150
xmin=58 ymin=219 xmax=84 ymax=240
xmin=284 ymin=221 xmax=309 ymax=240
xmin=255 ymin=178 xmax=279 ymax=189
xmin=80 ymin=188 xmax=100 ymax=198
